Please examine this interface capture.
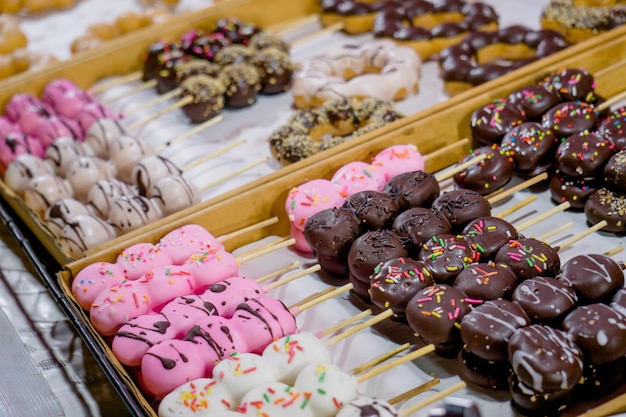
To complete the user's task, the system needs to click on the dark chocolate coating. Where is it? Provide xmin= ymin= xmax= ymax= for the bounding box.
xmin=507 ymin=84 xmax=561 ymax=121
xmin=555 ymin=133 xmax=614 ymax=178
xmin=369 ymin=257 xmax=434 ymax=317
xmin=317 ymin=254 xmax=350 ymax=279
xmin=557 ymin=254 xmax=624 ymax=304
xmin=512 ymin=277 xmax=577 ymax=325
xmin=549 ymin=174 xmax=600 ymax=209
xmin=391 ymin=207 xmax=452 ymax=253
xmin=250 ymin=47 xmax=294 ymax=95
xmin=458 ymin=348 xmax=510 ymax=390
xmin=541 ymin=100 xmax=598 ymax=139
xmin=577 ymin=357 xmax=626 ymax=399
xmin=508 ymin=324 xmax=584 ymax=393
xmin=453 ymin=262 xmax=518 ymax=301
xmin=179 ymin=30 xmax=231 ymax=61
xmin=213 ymin=17 xmax=261 ymax=45
xmin=462 ymin=216 xmax=518 ymax=261
xmin=179 ymin=75 xmax=225 ymax=124
xmin=508 ymin=373 xmax=573 ymax=415
xmin=342 ymin=190 xmax=399 ymax=231
xmin=406 ymin=284 xmax=471 ymax=354
xmin=213 ymin=44 xmax=254 ymax=66
xmin=584 ymin=187 xmax=626 ymax=233
xmin=348 ymin=229 xmax=408 ymax=292
xmin=154 ymin=49 xmax=192 ymax=94
xmin=304 ymin=207 xmax=360 ymax=257
xmin=500 ymin=121 xmax=558 ymax=172
xmin=597 ymin=113 xmax=626 ymax=150
xmin=461 ymin=299 xmax=530 ymax=363
xmin=562 ymin=304 xmax=626 ymax=365
xmin=603 ymin=150 xmax=626 ymax=193
xmin=453 ymin=145 xmax=514 ymax=195
xmin=417 ymin=234 xmax=477 ymax=284
xmin=542 ymin=67 xmax=596 ymax=102
xmin=383 ymin=170 xmax=440 ymax=210
xmin=493 ymin=238 xmax=560 ymax=280
xmin=142 ymin=40 xmax=173 ymax=81
xmin=470 ymin=98 xmax=525 ymax=146
xmin=431 ymin=189 xmax=491 ymax=232
xmin=219 ymin=63 xmax=261 ymax=108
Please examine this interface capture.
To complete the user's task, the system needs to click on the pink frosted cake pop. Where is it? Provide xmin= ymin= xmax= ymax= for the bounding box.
xmin=42 ymin=78 xmax=95 ymax=119
xmin=86 ymin=177 xmax=137 ymax=219
xmin=371 ymin=144 xmax=425 ymax=181
xmin=109 ymin=134 xmax=155 ymax=183
xmin=286 ymin=179 xmax=346 ymax=232
xmin=0 ymin=116 xmax=20 ymax=136
xmin=3 ymin=154 xmax=54 ymax=195
xmin=36 ymin=116 xmax=83 ymax=148
xmin=17 ymin=102 xmax=55 ymax=136
xmin=45 ymin=136 xmax=87 ymax=176
xmin=71 ymin=261 xmax=128 ymax=310
xmin=76 ymin=102 xmax=118 ymax=133
xmin=60 ymin=213 xmax=118 ymax=259
xmin=4 ymin=93 xmax=43 ymax=123
xmin=84 ymin=118 xmax=125 ymax=159
xmin=108 ymin=195 xmax=162 ymax=235
xmin=23 ymin=174 xmax=74 ymax=217
xmin=150 ymin=175 xmax=200 ymax=216
xmin=158 ymin=223 xmax=224 ymax=264
xmin=0 ymin=132 xmax=45 ymax=169
xmin=116 ymin=242 xmax=175 ymax=281
xmin=132 ymin=155 xmax=182 ymax=196
xmin=45 ymin=197 xmax=91 ymax=236
xmin=331 ymin=161 xmax=387 ymax=195
xmin=65 ymin=155 xmax=117 ymax=201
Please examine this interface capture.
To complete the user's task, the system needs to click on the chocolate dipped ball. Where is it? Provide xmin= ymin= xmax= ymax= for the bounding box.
xmin=453 ymin=145 xmax=514 ymax=195
xmin=507 ymin=83 xmax=561 ymax=121
xmin=304 ymin=207 xmax=360 ymax=257
xmin=470 ymin=98 xmax=525 ymax=146
xmin=405 ymin=284 xmax=471 ymax=355
xmin=562 ymin=303 xmax=626 ymax=365
xmin=391 ymin=207 xmax=451 ymax=253
xmin=430 ymin=189 xmax=491 ymax=232
xmin=578 ymin=357 xmax=626 ymax=399
xmin=142 ymin=40 xmax=173 ymax=81
xmin=154 ymin=47 xmax=192 ymax=94
xmin=3 ymin=154 xmax=55 ymax=196
xmin=500 ymin=121 xmax=558 ymax=172
xmin=555 ymin=133 xmax=614 ymax=178
xmin=369 ymin=257 xmax=434 ymax=318
xmin=65 ymin=155 xmax=117 ymax=202
xmin=603 ymin=149 xmax=626 ymax=193
xmin=417 ymin=234 xmax=478 ymax=284
xmin=45 ymin=197 xmax=91 ymax=237
xmin=60 ymin=213 xmax=118 ymax=259
xmin=176 ymin=60 xmax=221 ymax=84
xmin=462 ymin=216 xmax=518 ymax=261
xmin=584 ymin=187 xmax=626 ymax=233
xmin=461 ymin=299 xmax=530 ymax=363
xmin=453 ymin=262 xmax=518 ymax=301
xmin=348 ymin=229 xmax=408 ymax=300
xmin=557 ymin=254 xmax=624 ymax=304
xmin=214 ymin=44 xmax=254 ymax=66
xmin=317 ymin=254 xmax=350 ymax=279
xmin=342 ymin=190 xmax=399 ymax=231
xmin=180 ymin=74 xmax=226 ymax=124
xmin=596 ymin=113 xmax=626 ymax=150
xmin=87 ymin=178 xmax=138 ymax=219
xmin=24 ymin=174 xmax=74 ymax=217
xmin=458 ymin=347 xmax=511 ymax=390
xmin=508 ymin=373 xmax=573 ymax=416
xmin=219 ymin=63 xmax=261 ymax=108
xmin=150 ymin=175 xmax=201 ymax=217
xmin=132 ymin=155 xmax=182 ymax=197
xmin=542 ymin=67 xmax=596 ymax=102
xmin=549 ymin=174 xmax=600 ymax=209
xmin=45 ymin=136 xmax=86 ymax=177
xmin=250 ymin=47 xmax=294 ymax=95
xmin=541 ymin=100 xmax=598 ymax=139
xmin=512 ymin=276 xmax=577 ymax=325
xmin=508 ymin=324 xmax=584 ymax=393
xmin=382 ymin=170 xmax=440 ymax=211
xmin=249 ymin=32 xmax=289 ymax=53
xmin=494 ymin=238 xmax=560 ymax=280
xmin=108 ymin=195 xmax=162 ymax=235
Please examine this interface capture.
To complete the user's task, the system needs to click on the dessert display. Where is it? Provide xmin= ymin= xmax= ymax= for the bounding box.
xmin=0 ymin=0 xmax=76 ymax=14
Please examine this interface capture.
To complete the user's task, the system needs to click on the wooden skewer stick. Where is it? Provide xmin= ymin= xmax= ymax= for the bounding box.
xmin=597 ymin=88 xmax=626 ymax=112
xmin=594 ymin=58 xmax=626 ymax=78
xmin=263 ymin=264 xmax=321 ymax=291
xmin=124 ymin=87 xmax=182 ymax=118
xmin=578 ymin=393 xmax=626 ymax=417
xmin=556 ymin=220 xmax=609 ymax=251
xmin=199 ymin=156 xmax=270 ymax=192
xmin=399 ymin=381 xmax=467 ymax=416
xmin=217 ymin=216 xmax=279 ymax=243
xmin=434 ymin=153 xmax=488 ymax=182
xmin=101 ymin=79 xmax=157 ymax=105
xmin=89 ymin=71 xmax=143 ymax=94
xmin=388 ymin=378 xmax=441 ymax=405
xmin=356 ymin=344 xmax=436 ymax=383
xmin=290 ymin=21 xmax=344 ymax=47
xmin=255 ymin=261 xmax=301 ymax=284
xmin=180 ymin=137 xmax=246 ymax=172
xmin=423 ymin=138 xmax=470 ymax=162
xmin=515 ymin=201 xmax=571 ymax=231
xmin=536 ymin=221 xmax=574 ymax=241
xmin=604 ymin=246 xmax=624 ymax=257
xmin=350 ymin=342 xmax=411 ymax=375
xmin=316 ymin=309 xmax=373 ymax=339
xmin=157 ymin=116 xmax=228 ymax=154
xmin=291 ymin=287 xmax=337 ymax=309
xmin=127 ymin=95 xmax=194 ymax=130
xmin=290 ymin=283 xmax=353 ymax=312
xmin=237 ymin=237 xmax=296 ymax=263
xmin=494 ymin=195 xmax=538 ymax=219
xmin=325 ymin=309 xmax=394 ymax=346
xmin=487 ymin=172 xmax=549 ymax=204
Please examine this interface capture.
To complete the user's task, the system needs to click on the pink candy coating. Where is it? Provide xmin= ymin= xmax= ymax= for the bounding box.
xmin=5 ymin=93 xmax=43 ymax=123
xmin=71 ymin=261 xmax=128 ymax=310
xmin=36 ymin=116 xmax=84 ymax=148
xmin=42 ymin=78 xmax=95 ymax=119
xmin=18 ymin=102 xmax=55 ymax=136
xmin=371 ymin=144 xmax=425 ymax=181
xmin=0 ymin=132 xmax=45 ymax=168
xmin=159 ymin=224 xmax=223 ymax=264
xmin=77 ymin=102 xmax=118 ymax=133
xmin=331 ymin=161 xmax=387 ymax=194
xmin=285 ymin=179 xmax=346 ymax=232
xmin=116 ymin=242 xmax=174 ymax=281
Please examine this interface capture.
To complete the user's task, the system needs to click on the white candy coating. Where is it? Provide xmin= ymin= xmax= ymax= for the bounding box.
xmin=84 ymin=118 xmax=125 ymax=158
xmin=108 ymin=195 xmax=162 ymax=234
xmin=109 ymin=134 xmax=155 ymax=183
xmin=150 ymin=175 xmax=200 ymax=216
xmin=239 ymin=382 xmax=315 ymax=417
xmin=158 ymin=377 xmax=235 ymax=417
xmin=65 ymin=156 xmax=117 ymax=201
xmin=132 ymin=155 xmax=182 ymax=196
xmin=60 ymin=213 xmax=117 ymax=258
xmin=4 ymin=154 xmax=54 ymax=195
xmin=45 ymin=136 xmax=86 ymax=176
xmin=213 ymin=352 xmax=279 ymax=404
xmin=87 ymin=178 xmax=138 ymax=219
xmin=44 ymin=197 xmax=91 ymax=237
xmin=23 ymin=174 xmax=74 ymax=216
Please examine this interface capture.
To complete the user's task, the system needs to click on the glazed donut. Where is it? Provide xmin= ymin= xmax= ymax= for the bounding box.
xmin=438 ymin=26 xmax=569 ymax=96
xmin=0 ymin=49 xmax=58 ymax=80
xmin=269 ymin=97 xmax=403 ymax=164
xmin=291 ymin=39 xmax=421 ymax=109
xmin=372 ymin=0 xmax=499 ymax=60
xmin=541 ymin=0 xmax=626 ymax=43
xmin=0 ymin=14 xmax=27 ymax=55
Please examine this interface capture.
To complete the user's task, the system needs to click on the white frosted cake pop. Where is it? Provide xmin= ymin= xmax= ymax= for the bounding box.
xmin=150 ymin=175 xmax=200 ymax=216
xmin=109 ymin=134 xmax=155 ymax=183
xmin=45 ymin=197 xmax=91 ymax=236
xmin=65 ymin=155 xmax=117 ymax=201
xmin=213 ymin=352 xmax=278 ymax=404
xmin=23 ymin=174 xmax=73 ymax=216
xmin=87 ymin=177 xmax=138 ymax=219
xmin=84 ymin=118 xmax=125 ymax=158
xmin=45 ymin=136 xmax=87 ymax=176
xmin=132 ymin=155 xmax=182 ymax=196
xmin=60 ymin=213 xmax=117 ymax=258
xmin=108 ymin=195 xmax=162 ymax=234
xmin=158 ymin=377 xmax=236 ymax=417
xmin=3 ymin=154 xmax=54 ymax=195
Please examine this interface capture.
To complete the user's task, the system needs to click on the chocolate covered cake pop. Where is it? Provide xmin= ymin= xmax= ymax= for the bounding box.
xmin=458 ymin=347 xmax=511 ymax=390
xmin=382 ymin=170 xmax=440 ymax=210
xmin=251 ymin=47 xmax=294 ymax=95
xmin=45 ymin=197 xmax=91 ymax=236
xmin=219 ymin=63 xmax=261 ymax=108
xmin=84 ymin=118 xmax=125 ymax=159
xmin=507 ymin=83 xmax=561 ymax=121
xmin=417 ymin=234 xmax=477 ymax=284
xmin=179 ymin=74 xmax=226 ymax=124
xmin=470 ymin=98 xmax=525 ymax=146
xmin=453 ymin=262 xmax=518 ymax=301
xmin=392 ymin=207 xmax=452 ymax=253
xmin=549 ymin=174 xmax=600 ymax=209
xmin=431 ymin=189 xmax=491 ymax=232
xmin=603 ymin=149 xmax=626 ymax=193
xmin=541 ymin=101 xmax=598 ymax=139
xmin=555 ymin=133 xmax=614 ymax=178
xmin=132 ymin=155 xmax=182 ymax=197
xmin=494 ymin=238 xmax=560 ymax=280
xmin=3 ymin=154 xmax=54 ymax=196
xmin=557 ymin=253 xmax=624 ymax=304
xmin=512 ymin=276 xmax=577 ymax=325
xmin=611 ymin=288 xmax=626 ymax=318
xmin=108 ymin=195 xmax=162 ymax=234
xmin=499 ymin=121 xmax=557 ymax=173
xmin=542 ymin=67 xmax=596 ymax=102
xmin=584 ymin=187 xmax=626 ymax=233
xmin=24 ymin=174 xmax=74 ymax=217
xmin=61 ymin=213 xmax=117 ymax=258
xmin=150 ymin=175 xmax=201 ymax=217
xmin=462 ymin=216 xmax=519 ymax=261
xmin=109 ymin=134 xmax=155 ymax=184
xmin=453 ymin=145 xmax=514 ymax=195
xmin=65 ymin=155 xmax=117 ymax=201
xmin=86 ymin=177 xmax=138 ymax=219
xmin=45 ymin=136 xmax=86 ymax=176
xmin=596 ymin=113 xmax=626 ymax=150
xmin=304 ymin=207 xmax=360 ymax=258
xmin=342 ymin=190 xmax=399 ymax=231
